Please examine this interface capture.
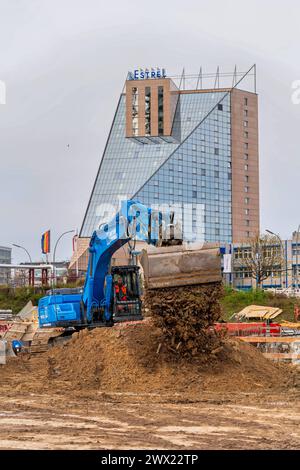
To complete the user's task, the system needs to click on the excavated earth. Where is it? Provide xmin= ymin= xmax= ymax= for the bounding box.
xmin=1 ymin=319 xmax=300 ymax=449
xmin=0 ymin=285 xmax=300 ymax=449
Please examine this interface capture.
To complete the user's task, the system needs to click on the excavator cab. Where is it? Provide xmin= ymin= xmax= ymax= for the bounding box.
xmin=111 ymin=266 xmax=142 ymax=322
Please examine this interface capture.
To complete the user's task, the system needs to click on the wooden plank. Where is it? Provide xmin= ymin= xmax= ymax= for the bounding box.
xmin=263 ymin=353 xmax=300 ymax=360
xmin=240 ymin=336 xmax=300 ymax=344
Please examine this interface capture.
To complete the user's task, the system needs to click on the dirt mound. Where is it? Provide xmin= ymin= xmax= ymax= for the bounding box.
xmin=145 ymin=283 xmax=223 ymax=357
xmin=45 ymin=320 xmax=293 ymax=394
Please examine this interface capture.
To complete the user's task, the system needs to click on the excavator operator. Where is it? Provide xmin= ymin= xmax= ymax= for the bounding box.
xmin=114 ymin=276 xmax=128 ymax=302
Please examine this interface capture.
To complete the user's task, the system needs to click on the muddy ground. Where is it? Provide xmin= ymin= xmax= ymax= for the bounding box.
xmin=0 ymin=321 xmax=300 ymax=450
xmin=0 ymin=389 xmax=300 ymax=450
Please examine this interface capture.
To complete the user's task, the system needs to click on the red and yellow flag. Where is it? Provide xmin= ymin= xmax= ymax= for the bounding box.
xmin=41 ymin=230 xmax=50 ymax=254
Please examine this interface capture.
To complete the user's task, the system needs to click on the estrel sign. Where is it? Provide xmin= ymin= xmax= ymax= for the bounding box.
xmin=128 ymin=67 xmax=167 ymax=80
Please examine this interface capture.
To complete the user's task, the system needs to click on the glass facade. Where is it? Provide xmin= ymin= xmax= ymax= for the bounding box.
xmin=135 ymin=93 xmax=231 ymax=242
xmin=81 ymin=90 xmax=231 ymax=243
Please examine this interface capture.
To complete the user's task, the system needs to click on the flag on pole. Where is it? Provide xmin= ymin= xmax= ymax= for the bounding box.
xmin=41 ymin=230 xmax=51 ymax=254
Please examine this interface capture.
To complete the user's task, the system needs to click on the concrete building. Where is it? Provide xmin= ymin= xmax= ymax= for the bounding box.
xmin=0 ymin=246 xmax=11 ymax=285
xmin=221 ymin=231 xmax=300 ymax=291
xmin=70 ymin=66 xmax=259 ymax=271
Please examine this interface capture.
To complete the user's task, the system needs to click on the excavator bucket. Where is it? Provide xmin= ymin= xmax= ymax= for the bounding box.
xmin=139 ymin=243 xmax=222 ymax=290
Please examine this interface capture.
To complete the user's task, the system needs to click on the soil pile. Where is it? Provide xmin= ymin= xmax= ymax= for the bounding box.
xmin=44 ymin=320 xmax=294 ymax=393
xmin=144 ymin=283 xmax=223 ymax=357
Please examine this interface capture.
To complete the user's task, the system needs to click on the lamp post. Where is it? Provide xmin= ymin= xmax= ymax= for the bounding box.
xmin=266 ymin=229 xmax=286 ymax=289
xmin=52 ymin=230 xmax=75 ymax=286
xmin=12 ymin=244 xmax=32 ymax=263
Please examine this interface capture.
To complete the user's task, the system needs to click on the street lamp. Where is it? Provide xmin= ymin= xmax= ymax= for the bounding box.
xmin=12 ymin=244 xmax=32 ymax=263
xmin=53 ymin=230 xmax=75 ymax=286
xmin=266 ymin=229 xmax=286 ymax=289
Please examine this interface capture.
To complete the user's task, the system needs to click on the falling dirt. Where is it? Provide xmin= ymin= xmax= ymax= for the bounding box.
xmin=145 ymin=282 xmax=224 ymax=357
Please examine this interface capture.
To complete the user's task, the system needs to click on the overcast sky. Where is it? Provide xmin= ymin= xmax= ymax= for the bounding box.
xmin=1 ymin=0 xmax=300 ymax=263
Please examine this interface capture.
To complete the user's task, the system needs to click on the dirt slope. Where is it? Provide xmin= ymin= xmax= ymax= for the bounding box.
xmin=40 ymin=320 xmax=294 ymax=394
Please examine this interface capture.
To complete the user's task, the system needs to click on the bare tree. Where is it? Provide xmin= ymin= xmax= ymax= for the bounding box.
xmin=234 ymin=233 xmax=284 ymax=289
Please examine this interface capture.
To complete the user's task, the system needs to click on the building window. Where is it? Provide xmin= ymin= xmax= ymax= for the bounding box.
xmin=158 ymin=86 xmax=164 ymax=135
xmin=218 ymin=103 xmax=223 ymax=111
xmin=244 ymin=153 xmax=249 ymax=160
xmin=214 ymin=148 xmax=219 ymax=155
xmin=245 ymin=208 xmax=249 ymax=215
xmin=244 ymin=97 xmax=248 ymax=106
xmin=245 ymin=197 xmax=250 ymax=204
xmin=145 ymin=86 xmax=151 ymax=136
xmin=244 ymin=175 xmax=249 ymax=182
xmin=132 ymin=87 xmax=139 ymax=136
xmin=214 ymin=171 xmax=219 ymax=178
xmin=244 ymin=186 xmax=249 ymax=192
xmin=244 ymin=121 xmax=248 ymax=127
xmin=246 ymin=219 xmax=250 ymax=226
xmin=192 ymin=190 xmax=197 ymax=198
xmin=201 ymin=168 xmax=206 ymax=176
xmin=244 ymin=142 xmax=249 ymax=150
xmin=246 ymin=231 xmax=250 ymax=238
xmin=244 ymin=109 xmax=248 ymax=117
xmin=244 ymin=164 xmax=248 ymax=171
xmin=244 ymin=131 xmax=248 ymax=139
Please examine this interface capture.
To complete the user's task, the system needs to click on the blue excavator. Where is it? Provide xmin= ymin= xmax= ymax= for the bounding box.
xmin=38 ymin=200 xmax=164 ymax=329
xmin=35 ymin=200 xmax=221 ymax=346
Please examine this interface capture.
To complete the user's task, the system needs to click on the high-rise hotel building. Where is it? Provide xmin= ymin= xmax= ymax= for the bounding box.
xmin=70 ymin=66 xmax=259 ymax=270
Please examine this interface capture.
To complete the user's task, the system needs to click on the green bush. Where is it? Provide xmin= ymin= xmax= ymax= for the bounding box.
xmin=221 ymin=287 xmax=298 ymax=322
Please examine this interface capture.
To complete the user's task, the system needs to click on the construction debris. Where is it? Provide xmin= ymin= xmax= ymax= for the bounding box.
xmin=233 ymin=305 xmax=282 ymax=321
xmin=16 ymin=301 xmax=38 ymax=322
xmin=0 ymin=310 xmax=13 ymax=321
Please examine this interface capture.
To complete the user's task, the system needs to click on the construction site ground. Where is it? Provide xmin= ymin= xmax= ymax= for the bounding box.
xmin=1 ymin=319 xmax=300 ymax=450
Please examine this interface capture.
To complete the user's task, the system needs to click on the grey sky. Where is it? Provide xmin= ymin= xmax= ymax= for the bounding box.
xmin=0 ymin=0 xmax=299 ymax=263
